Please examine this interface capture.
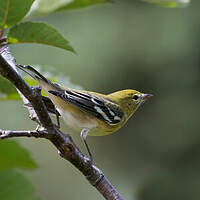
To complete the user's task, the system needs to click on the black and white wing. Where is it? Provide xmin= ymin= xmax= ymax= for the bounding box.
xmin=48 ymin=89 xmax=124 ymax=125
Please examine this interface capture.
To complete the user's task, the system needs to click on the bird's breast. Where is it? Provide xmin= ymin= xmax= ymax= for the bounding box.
xmin=57 ymin=106 xmax=98 ymax=134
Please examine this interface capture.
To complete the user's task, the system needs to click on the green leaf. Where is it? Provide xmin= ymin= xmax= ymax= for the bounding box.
xmin=0 ymin=140 xmax=37 ymax=170
xmin=0 ymin=169 xmax=39 ymax=200
xmin=57 ymin=0 xmax=111 ymax=11
xmin=28 ymin=0 xmax=110 ymax=17
xmin=0 ymin=76 xmax=19 ymax=100
xmin=0 ymin=0 xmax=35 ymax=28
xmin=29 ymin=0 xmax=72 ymax=15
xmin=0 ymin=76 xmax=39 ymax=100
xmin=7 ymin=22 xmax=75 ymax=53
xmin=142 ymin=0 xmax=190 ymax=7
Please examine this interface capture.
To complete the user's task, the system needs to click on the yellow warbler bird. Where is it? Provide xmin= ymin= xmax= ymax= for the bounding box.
xmin=17 ymin=65 xmax=152 ymax=163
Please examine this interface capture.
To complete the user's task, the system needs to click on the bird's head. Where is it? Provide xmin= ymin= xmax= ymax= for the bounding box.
xmin=108 ymin=89 xmax=153 ymax=120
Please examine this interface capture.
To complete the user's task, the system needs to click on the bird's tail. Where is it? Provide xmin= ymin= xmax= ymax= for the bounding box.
xmin=17 ymin=64 xmax=49 ymax=84
xmin=16 ymin=64 xmax=63 ymax=93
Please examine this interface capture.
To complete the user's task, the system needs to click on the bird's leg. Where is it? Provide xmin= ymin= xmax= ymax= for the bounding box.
xmin=81 ymin=128 xmax=93 ymax=165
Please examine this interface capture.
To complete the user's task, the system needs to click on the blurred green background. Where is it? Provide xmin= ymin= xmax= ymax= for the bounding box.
xmin=1 ymin=0 xmax=200 ymax=199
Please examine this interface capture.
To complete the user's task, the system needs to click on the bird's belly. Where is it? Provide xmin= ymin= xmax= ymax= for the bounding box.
xmin=58 ymin=108 xmax=97 ymax=134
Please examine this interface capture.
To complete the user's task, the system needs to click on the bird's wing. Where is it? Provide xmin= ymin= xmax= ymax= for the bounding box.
xmin=48 ymin=89 xmax=124 ymax=125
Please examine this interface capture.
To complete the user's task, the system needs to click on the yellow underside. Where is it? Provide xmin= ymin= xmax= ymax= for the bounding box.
xmin=40 ymin=81 xmax=125 ymax=136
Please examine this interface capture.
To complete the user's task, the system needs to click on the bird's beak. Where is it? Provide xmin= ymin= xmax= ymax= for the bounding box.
xmin=141 ymin=93 xmax=153 ymax=101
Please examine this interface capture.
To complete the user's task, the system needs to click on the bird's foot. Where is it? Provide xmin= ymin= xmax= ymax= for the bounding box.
xmin=84 ymin=155 xmax=93 ymax=166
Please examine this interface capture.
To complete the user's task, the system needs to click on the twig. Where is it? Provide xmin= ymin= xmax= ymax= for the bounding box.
xmin=0 ymin=51 xmax=124 ymax=200
xmin=0 ymin=129 xmax=46 ymax=139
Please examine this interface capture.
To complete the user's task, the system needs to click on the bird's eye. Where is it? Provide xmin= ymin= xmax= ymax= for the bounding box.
xmin=132 ymin=94 xmax=139 ymax=101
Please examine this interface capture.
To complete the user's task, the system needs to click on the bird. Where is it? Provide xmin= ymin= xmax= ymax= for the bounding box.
xmin=17 ymin=64 xmax=153 ymax=164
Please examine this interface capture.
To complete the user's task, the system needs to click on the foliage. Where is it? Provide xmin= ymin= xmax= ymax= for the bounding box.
xmin=0 ymin=76 xmax=19 ymax=100
xmin=0 ymin=0 xmax=34 ymax=27
xmin=7 ymin=22 xmax=75 ymax=52
xmin=0 ymin=140 xmax=38 ymax=200
xmin=0 ymin=140 xmax=37 ymax=170
xmin=0 ymin=0 xmax=110 ymax=52
xmin=143 ymin=0 xmax=190 ymax=7
xmin=30 ymin=0 xmax=111 ymax=15
xmin=0 ymin=76 xmax=42 ymax=100
xmin=0 ymin=169 xmax=39 ymax=200
xmin=56 ymin=0 xmax=111 ymax=11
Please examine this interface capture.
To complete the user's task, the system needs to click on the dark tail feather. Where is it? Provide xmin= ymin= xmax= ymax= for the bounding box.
xmin=17 ymin=64 xmax=63 ymax=92
xmin=16 ymin=64 xmax=49 ymax=84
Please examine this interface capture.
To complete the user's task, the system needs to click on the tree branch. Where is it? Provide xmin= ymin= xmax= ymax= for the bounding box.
xmin=0 ymin=50 xmax=124 ymax=200
xmin=0 ymin=129 xmax=46 ymax=139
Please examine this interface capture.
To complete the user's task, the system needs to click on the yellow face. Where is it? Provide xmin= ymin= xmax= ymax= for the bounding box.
xmin=108 ymin=89 xmax=153 ymax=120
